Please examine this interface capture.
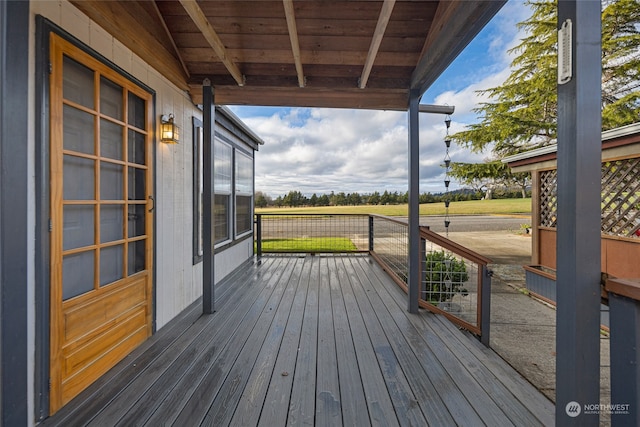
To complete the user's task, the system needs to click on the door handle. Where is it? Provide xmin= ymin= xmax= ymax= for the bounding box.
xmin=149 ymin=195 xmax=155 ymax=212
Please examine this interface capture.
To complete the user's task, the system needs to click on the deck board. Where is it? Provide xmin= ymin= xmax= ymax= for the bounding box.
xmin=43 ymin=254 xmax=554 ymax=427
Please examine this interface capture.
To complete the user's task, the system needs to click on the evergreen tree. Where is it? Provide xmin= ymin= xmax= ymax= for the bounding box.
xmin=449 ymin=161 xmax=530 ymax=199
xmin=454 ymin=0 xmax=640 ymax=157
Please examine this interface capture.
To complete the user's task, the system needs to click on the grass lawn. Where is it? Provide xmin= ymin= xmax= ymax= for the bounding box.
xmin=259 ymin=237 xmax=358 ymax=253
xmin=256 ymin=198 xmax=532 ymax=216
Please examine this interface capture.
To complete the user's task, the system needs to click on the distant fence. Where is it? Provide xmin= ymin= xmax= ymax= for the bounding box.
xmin=254 ymin=213 xmax=369 ymax=255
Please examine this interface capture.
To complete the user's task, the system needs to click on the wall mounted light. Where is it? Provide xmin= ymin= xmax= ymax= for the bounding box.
xmin=160 ymin=114 xmax=180 ymax=144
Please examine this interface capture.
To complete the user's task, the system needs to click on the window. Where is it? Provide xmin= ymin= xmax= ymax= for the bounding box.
xmin=192 ymin=118 xmax=203 ymax=263
xmin=214 ymin=140 xmax=232 ymax=244
xmin=235 ymin=151 xmax=253 ymax=235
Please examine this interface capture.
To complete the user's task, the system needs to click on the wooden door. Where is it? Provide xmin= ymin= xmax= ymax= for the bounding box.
xmin=49 ymin=34 xmax=154 ymax=413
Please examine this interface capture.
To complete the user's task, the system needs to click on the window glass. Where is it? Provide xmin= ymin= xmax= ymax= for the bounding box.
xmin=235 ymin=151 xmax=253 ymax=235
xmin=214 ymin=194 xmax=230 ymax=243
xmin=236 ymin=195 xmax=252 ymax=235
xmin=214 ymin=141 xmax=232 ymax=193
xmin=193 ymin=120 xmax=203 ymax=262
xmin=236 ymin=151 xmax=253 ymax=195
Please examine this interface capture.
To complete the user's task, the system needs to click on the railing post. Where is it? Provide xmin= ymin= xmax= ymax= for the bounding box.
xmin=255 ymin=214 xmax=262 ymax=257
xmin=368 ymin=215 xmax=374 ymax=253
xmin=480 ymin=265 xmax=492 ymax=347
xmin=606 ymin=278 xmax=640 ymax=426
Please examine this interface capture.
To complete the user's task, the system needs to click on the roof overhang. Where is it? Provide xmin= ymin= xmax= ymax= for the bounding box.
xmin=70 ymin=0 xmax=505 ymax=110
xmin=503 ymin=122 xmax=640 ymax=171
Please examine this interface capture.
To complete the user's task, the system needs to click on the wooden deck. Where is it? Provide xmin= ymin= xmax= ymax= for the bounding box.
xmin=43 ymin=254 xmax=554 ymax=426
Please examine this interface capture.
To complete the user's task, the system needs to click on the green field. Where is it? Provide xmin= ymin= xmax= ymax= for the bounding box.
xmin=259 ymin=237 xmax=358 ymax=253
xmin=256 ymin=198 xmax=532 ymax=216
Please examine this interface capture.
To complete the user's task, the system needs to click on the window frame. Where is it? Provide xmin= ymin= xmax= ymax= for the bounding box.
xmin=213 ymin=138 xmax=233 ymax=247
xmin=234 ymin=149 xmax=254 ymax=238
xmin=192 ymin=117 xmax=203 ymax=264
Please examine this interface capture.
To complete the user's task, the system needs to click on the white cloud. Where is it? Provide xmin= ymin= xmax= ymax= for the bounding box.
xmin=229 ymin=1 xmax=530 ymax=198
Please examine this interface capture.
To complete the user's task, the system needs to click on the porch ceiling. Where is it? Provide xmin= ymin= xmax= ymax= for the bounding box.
xmin=70 ymin=0 xmax=505 ymax=110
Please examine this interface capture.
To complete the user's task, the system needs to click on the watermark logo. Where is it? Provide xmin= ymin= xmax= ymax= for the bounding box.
xmin=565 ymin=401 xmax=581 ymax=418
xmin=564 ymin=401 xmax=631 ymax=417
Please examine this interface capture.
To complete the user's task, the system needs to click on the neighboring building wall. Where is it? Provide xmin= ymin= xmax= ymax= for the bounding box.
xmin=505 ymin=124 xmax=640 ymax=281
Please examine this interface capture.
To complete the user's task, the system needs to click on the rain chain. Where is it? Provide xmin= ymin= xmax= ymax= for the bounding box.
xmin=443 ymin=115 xmax=452 ymax=237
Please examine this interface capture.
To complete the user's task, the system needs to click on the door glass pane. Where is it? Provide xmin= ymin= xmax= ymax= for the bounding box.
xmin=63 ymin=205 xmax=95 ymax=250
xmin=62 ymin=205 xmax=95 ymax=251
xmin=64 ymin=155 xmax=94 ymax=200
xmin=128 ymin=240 xmax=145 ymax=275
xmin=100 ymin=162 xmax=124 ymax=200
xmin=128 ymin=205 xmax=146 ymax=238
xmin=63 ymin=56 xmax=94 ymax=108
xmin=100 ymin=245 xmax=123 ymax=286
xmin=128 ymin=92 xmax=146 ymax=130
xmin=128 ymin=167 xmax=146 ymax=200
xmin=101 ymin=205 xmax=123 ymax=243
xmin=100 ymin=76 xmax=123 ymax=120
xmin=100 ymin=119 xmax=124 ymax=160
xmin=64 ymin=105 xmax=95 ymax=154
xmin=128 ymin=129 xmax=146 ymax=165
xmin=63 ymin=250 xmax=95 ymax=300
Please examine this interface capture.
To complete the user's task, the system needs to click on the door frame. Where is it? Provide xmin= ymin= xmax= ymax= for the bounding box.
xmin=35 ymin=18 xmax=157 ymax=419
xmin=1 ymin=1 xmax=30 ymax=425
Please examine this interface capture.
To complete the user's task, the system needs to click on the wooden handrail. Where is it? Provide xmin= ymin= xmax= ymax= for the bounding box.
xmin=419 ymin=227 xmax=491 ymax=266
xmin=606 ymin=278 xmax=640 ymax=301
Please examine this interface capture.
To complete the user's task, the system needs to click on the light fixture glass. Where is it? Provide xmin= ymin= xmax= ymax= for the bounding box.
xmin=161 ymin=114 xmax=180 ymax=144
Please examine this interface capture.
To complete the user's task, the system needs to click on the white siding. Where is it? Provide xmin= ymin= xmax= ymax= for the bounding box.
xmin=29 ymin=1 xmax=259 ymax=334
xmin=215 ymin=239 xmax=255 ymax=283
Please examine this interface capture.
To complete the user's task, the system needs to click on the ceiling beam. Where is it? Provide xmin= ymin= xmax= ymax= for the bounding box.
xmin=178 ymin=0 xmax=245 ymax=86
xmin=150 ymin=0 xmax=190 ymax=79
xmin=283 ymin=0 xmax=305 ymax=88
xmin=188 ymin=85 xmax=409 ymax=110
xmin=359 ymin=0 xmax=396 ymax=89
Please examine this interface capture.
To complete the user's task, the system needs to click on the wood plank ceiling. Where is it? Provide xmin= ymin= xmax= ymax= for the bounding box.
xmin=70 ymin=0 xmax=505 ymax=110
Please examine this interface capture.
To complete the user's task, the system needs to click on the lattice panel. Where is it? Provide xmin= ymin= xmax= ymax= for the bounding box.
xmin=601 ymin=157 xmax=640 ymax=238
xmin=540 ymin=170 xmax=558 ymax=228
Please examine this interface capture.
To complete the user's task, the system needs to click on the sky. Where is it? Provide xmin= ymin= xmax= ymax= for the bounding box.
xmin=229 ymin=1 xmax=531 ymax=198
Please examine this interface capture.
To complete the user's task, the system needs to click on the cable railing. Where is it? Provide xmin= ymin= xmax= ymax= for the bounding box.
xmin=419 ymin=227 xmax=492 ymax=340
xmin=254 ymin=213 xmax=492 ymax=342
xmin=254 ymin=213 xmax=370 ymax=255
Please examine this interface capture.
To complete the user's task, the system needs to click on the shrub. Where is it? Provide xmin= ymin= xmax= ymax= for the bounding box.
xmin=424 ymin=250 xmax=469 ymax=303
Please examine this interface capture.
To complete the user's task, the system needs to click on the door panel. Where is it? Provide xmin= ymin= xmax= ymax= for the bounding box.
xmin=49 ymin=34 xmax=153 ymax=413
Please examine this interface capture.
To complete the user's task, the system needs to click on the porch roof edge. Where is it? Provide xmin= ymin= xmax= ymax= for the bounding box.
xmin=502 ymin=121 xmax=640 ymax=165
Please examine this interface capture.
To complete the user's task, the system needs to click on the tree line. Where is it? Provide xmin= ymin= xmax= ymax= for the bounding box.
xmin=255 ymin=188 xmax=530 ymax=208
